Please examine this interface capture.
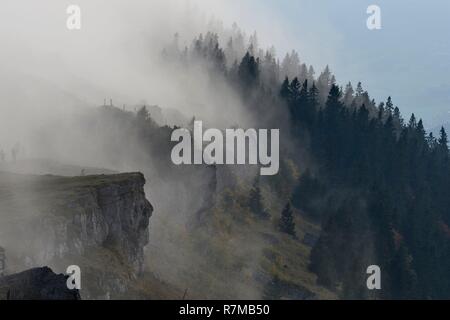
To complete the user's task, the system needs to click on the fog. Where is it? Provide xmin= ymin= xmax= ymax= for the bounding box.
xmin=0 ymin=0 xmax=290 ymax=299
xmin=0 ymin=0 xmax=258 ymax=142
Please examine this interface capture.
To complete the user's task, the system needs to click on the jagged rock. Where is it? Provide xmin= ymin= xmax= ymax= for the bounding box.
xmin=0 ymin=267 xmax=80 ymax=300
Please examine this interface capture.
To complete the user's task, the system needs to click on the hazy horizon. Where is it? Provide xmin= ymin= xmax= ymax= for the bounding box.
xmin=1 ymin=0 xmax=448 ymax=132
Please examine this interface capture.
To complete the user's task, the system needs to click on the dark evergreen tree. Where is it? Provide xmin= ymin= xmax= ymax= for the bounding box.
xmin=377 ymin=102 xmax=385 ymax=120
xmin=438 ymin=126 xmax=449 ymax=151
xmin=416 ymin=119 xmax=426 ymax=140
xmin=426 ymin=132 xmax=437 ymax=148
xmin=248 ymin=179 xmax=269 ymax=219
xmin=280 ymin=77 xmax=291 ymax=100
xmin=238 ymin=52 xmax=260 ymax=89
xmin=393 ymin=107 xmax=404 ymax=127
xmin=408 ymin=114 xmax=417 ymax=129
xmin=385 ymin=96 xmax=394 ymax=115
xmin=308 ymin=82 xmax=319 ymax=109
xmin=279 ymin=202 xmax=296 ymax=237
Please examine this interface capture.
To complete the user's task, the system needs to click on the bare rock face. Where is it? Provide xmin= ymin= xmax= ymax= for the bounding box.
xmin=0 ymin=267 xmax=80 ymax=300
xmin=0 ymin=172 xmax=153 ymax=299
xmin=67 ymin=172 xmax=153 ymax=275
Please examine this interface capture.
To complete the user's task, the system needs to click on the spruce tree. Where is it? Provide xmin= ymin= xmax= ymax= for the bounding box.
xmin=385 ymin=96 xmax=394 ymax=115
xmin=408 ymin=114 xmax=417 ymax=129
xmin=426 ymin=132 xmax=436 ymax=148
xmin=343 ymin=82 xmax=354 ymax=106
xmin=393 ymin=107 xmax=404 ymax=127
xmin=438 ymin=127 xmax=449 ymax=153
xmin=377 ymin=102 xmax=385 ymax=120
xmin=279 ymin=202 xmax=296 ymax=237
xmin=309 ymin=82 xmax=319 ymax=109
xmin=280 ymin=77 xmax=291 ymax=100
xmin=289 ymin=77 xmax=301 ymax=99
xmin=416 ymin=119 xmax=426 ymax=139
xmin=355 ymin=82 xmax=364 ymax=98
xmin=238 ymin=52 xmax=260 ymax=89
xmin=299 ymin=79 xmax=309 ymax=103
xmin=248 ymin=180 xmax=269 ymax=219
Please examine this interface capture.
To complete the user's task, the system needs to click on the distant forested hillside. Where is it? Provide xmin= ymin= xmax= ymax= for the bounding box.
xmin=162 ymin=29 xmax=450 ymax=299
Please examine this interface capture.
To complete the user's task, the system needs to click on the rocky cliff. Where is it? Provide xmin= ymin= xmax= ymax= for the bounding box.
xmin=0 ymin=171 xmax=153 ymax=299
xmin=0 ymin=267 xmax=80 ymax=300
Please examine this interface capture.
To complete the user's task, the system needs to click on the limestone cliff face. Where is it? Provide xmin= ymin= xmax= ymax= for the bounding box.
xmin=67 ymin=173 xmax=153 ymax=275
xmin=0 ymin=172 xmax=153 ymax=299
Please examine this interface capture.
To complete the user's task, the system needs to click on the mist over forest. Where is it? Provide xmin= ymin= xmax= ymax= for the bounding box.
xmin=0 ymin=1 xmax=449 ymax=300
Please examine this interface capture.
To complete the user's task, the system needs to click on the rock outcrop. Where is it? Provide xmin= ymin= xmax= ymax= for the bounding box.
xmin=0 ymin=171 xmax=153 ymax=299
xmin=65 ymin=172 xmax=153 ymax=275
xmin=0 ymin=267 xmax=80 ymax=300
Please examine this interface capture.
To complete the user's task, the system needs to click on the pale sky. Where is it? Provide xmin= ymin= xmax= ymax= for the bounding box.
xmin=201 ymin=0 xmax=450 ymax=128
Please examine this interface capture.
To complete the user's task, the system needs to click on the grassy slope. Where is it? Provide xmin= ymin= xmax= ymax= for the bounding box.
xmin=210 ymin=184 xmax=336 ymax=300
xmin=139 ymin=171 xmax=336 ymax=300
xmin=0 ymin=169 xmax=335 ymax=299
